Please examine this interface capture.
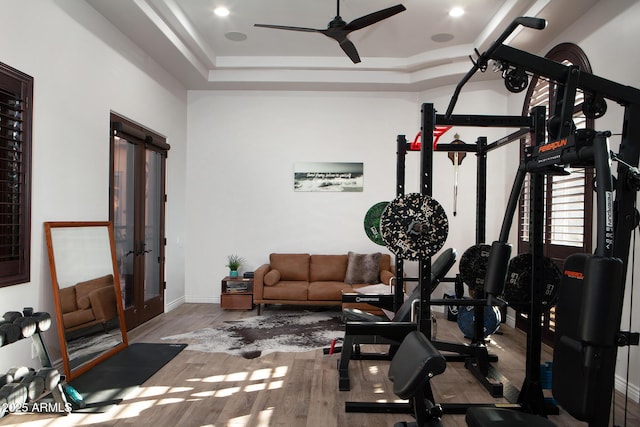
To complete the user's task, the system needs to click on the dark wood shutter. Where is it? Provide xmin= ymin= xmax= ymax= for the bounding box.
xmin=0 ymin=63 xmax=32 ymax=287
xmin=517 ymin=45 xmax=594 ymax=343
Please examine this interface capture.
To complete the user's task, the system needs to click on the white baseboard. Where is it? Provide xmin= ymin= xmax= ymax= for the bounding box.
xmin=505 ymin=313 xmax=517 ymax=328
xmin=615 ymin=373 xmax=640 ymax=403
xmin=165 ymin=296 xmax=185 ymax=312
xmin=184 ymin=295 xmax=219 ymax=304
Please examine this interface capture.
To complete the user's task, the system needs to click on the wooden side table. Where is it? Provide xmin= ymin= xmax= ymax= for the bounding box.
xmin=220 ymin=277 xmax=254 ymax=310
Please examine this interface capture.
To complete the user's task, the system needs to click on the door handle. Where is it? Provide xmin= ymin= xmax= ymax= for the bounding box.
xmin=135 ymin=243 xmax=152 ymax=256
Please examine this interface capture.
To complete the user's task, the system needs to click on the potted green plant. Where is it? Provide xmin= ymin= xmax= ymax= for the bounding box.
xmin=226 ymin=254 xmax=245 ymax=278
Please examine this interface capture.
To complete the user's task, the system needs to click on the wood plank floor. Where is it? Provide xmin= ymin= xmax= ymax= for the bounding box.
xmin=2 ymin=303 xmax=638 ymax=426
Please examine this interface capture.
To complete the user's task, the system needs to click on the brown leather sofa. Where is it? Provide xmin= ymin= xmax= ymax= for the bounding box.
xmin=253 ymin=252 xmax=395 ymax=314
xmin=58 ymin=274 xmax=118 ymax=335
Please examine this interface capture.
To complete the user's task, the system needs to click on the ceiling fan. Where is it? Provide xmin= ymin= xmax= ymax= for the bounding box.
xmin=254 ymin=1 xmax=406 ymax=64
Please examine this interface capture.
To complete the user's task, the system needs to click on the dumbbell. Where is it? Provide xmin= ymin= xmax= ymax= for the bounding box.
xmin=19 ymin=371 xmax=45 ymax=402
xmin=0 ymin=321 xmax=21 ymax=346
xmin=0 ymin=393 xmax=6 ymax=418
xmin=1 ymin=367 xmax=43 ymax=402
xmin=19 ymin=308 xmax=52 ymax=333
xmin=29 ymin=312 xmax=52 ymax=332
xmin=5 ymin=366 xmax=31 ymax=383
xmin=2 ymin=311 xmax=37 ymax=339
xmin=35 ymin=368 xmax=61 ymax=392
xmin=0 ymin=383 xmax=28 ymax=413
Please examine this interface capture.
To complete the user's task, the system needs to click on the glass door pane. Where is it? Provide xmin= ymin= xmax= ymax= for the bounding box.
xmin=113 ymin=135 xmax=136 ymax=310
xmin=143 ymin=149 xmax=162 ymax=302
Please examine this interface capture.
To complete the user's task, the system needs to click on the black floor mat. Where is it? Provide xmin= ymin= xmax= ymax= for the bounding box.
xmin=68 ymin=342 xmax=187 ymax=413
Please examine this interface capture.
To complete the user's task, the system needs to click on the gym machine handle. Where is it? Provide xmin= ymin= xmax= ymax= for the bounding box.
xmin=592 ymin=131 xmax=614 ymax=258
xmin=445 ymin=16 xmax=546 ymax=119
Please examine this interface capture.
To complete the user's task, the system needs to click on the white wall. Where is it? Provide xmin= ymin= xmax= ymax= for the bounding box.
xmin=0 ymin=0 xmax=187 ymax=369
xmin=185 ymin=90 xmax=419 ymax=301
xmin=184 ymin=85 xmax=514 ymax=302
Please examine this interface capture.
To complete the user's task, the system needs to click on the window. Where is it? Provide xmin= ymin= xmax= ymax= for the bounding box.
xmin=0 ymin=63 xmax=32 ymax=287
xmin=517 ymin=44 xmax=594 ymax=343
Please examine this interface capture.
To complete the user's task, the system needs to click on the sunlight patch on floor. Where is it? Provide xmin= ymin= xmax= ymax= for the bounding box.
xmin=157 ymin=397 xmax=184 ymax=405
xmin=249 ymin=368 xmax=274 ymax=380
xmin=225 ymin=407 xmax=273 ymax=427
xmin=244 ymin=382 xmax=267 ymax=392
xmin=215 ymin=386 xmax=241 ymax=397
xmin=108 ymin=399 xmax=156 ymax=420
xmin=191 ymin=390 xmax=216 ymax=397
xmin=224 ymin=371 xmax=249 ymax=382
xmin=268 ymin=380 xmax=283 ymax=390
xmin=273 ymin=366 xmax=288 ymax=378
xmin=127 ymin=385 xmax=192 ymax=398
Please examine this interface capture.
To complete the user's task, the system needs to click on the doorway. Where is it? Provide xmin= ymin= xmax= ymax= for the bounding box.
xmin=110 ymin=113 xmax=170 ymax=330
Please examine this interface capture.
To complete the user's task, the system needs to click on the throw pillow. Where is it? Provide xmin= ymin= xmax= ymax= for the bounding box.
xmin=263 ymin=269 xmax=281 ymax=286
xmin=344 ymin=252 xmax=381 ymax=284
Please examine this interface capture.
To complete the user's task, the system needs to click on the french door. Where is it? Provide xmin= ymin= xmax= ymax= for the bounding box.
xmin=110 ymin=113 xmax=169 ymax=330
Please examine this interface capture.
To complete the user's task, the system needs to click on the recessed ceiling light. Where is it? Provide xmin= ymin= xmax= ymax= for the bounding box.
xmin=431 ymin=33 xmax=454 ymax=43
xmin=449 ymin=7 xmax=464 ymax=17
xmin=214 ymin=7 xmax=230 ymax=17
xmin=225 ymin=32 xmax=247 ymax=42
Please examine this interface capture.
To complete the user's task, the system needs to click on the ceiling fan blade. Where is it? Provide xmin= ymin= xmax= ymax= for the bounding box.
xmin=254 ymin=23 xmax=320 ymax=33
xmin=344 ymin=4 xmax=406 ymax=32
xmin=339 ymin=39 xmax=361 ymax=64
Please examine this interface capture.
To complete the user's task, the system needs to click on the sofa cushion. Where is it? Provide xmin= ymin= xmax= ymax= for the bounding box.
xmin=59 ymin=286 xmax=78 ymax=314
xmin=379 ymin=254 xmax=392 ymax=273
xmin=263 ymin=281 xmax=308 ymax=300
xmin=63 ymin=308 xmax=95 ymax=329
xmin=308 ymin=281 xmax=352 ymax=300
xmin=270 ymin=254 xmax=310 ymax=281
xmin=309 ymin=255 xmax=348 ymax=282
xmin=264 ymin=269 xmax=281 ymax=286
xmin=344 ymin=252 xmax=381 ymax=284
xmin=75 ymin=274 xmax=115 ymax=310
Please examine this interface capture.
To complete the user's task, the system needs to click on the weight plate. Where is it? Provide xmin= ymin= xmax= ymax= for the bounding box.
xmin=380 ymin=193 xmax=448 ymax=261
xmin=503 ymin=253 xmax=562 ymax=313
xmin=364 ymin=201 xmax=389 ymax=246
xmin=459 ymin=244 xmax=491 ymax=298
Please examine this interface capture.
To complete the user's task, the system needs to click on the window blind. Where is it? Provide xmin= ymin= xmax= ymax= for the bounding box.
xmin=0 ymin=63 xmax=32 ymax=286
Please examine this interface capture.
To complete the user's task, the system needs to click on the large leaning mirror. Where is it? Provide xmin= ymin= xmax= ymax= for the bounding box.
xmin=45 ymin=221 xmax=128 ymax=380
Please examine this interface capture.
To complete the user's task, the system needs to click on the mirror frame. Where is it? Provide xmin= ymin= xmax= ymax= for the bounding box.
xmin=44 ymin=221 xmax=128 ymax=380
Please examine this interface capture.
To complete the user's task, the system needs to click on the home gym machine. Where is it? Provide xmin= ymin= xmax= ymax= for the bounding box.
xmin=414 ymin=14 xmax=640 ymax=426
xmin=348 ymin=15 xmax=640 ymax=426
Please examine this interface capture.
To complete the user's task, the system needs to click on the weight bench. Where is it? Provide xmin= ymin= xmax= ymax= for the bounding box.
xmin=337 ymin=248 xmax=457 ymax=391
xmin=388 ymin=331 xmax=446 ymax=427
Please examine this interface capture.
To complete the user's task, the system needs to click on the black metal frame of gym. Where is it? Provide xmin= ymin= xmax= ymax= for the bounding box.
xmin=346 ymin=15 xmax=640 ymax=425
xmin=341 ymin=16 xmax=640 ymax=426
xmin=424 ymin=114 xmax=534 ymax=399
xmin=341 ymin=106 xmax=543 ymax=417
xmin=418 ymin=16 xmax=640 ymax=424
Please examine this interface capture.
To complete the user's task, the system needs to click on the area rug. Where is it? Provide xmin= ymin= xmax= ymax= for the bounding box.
xmin=161 ymin=308 xmax=345 ymax=359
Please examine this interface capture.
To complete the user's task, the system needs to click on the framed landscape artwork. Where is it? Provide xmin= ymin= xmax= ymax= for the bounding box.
xmin=294 ymin=162 xmax=364 ymax=192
